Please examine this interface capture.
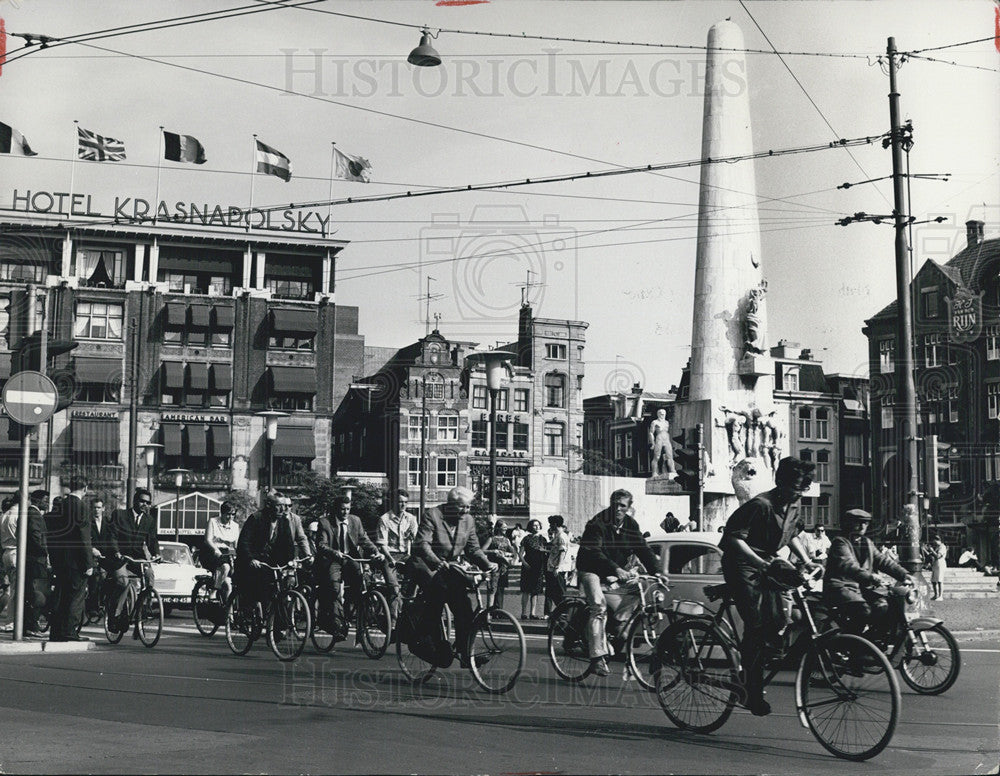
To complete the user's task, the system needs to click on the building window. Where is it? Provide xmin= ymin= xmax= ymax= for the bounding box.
xmin=988 ymin=332 xmax=1000 ymax=361
xmin=268 ymin=395 xmax=314 ymax=412
xmin=881 ymin=403 xmax=895 ymax=429
xmin=437 ymin=415 xmax=458 ymax=441
xmin=798 ymin=407 xmax=812 ymax=439
xmin=471 ymin=420 xmax=487 ymax=448
xmin=989 ymin=383 xmax=1000 ymax=420
xmin=921 ymin=288 xmax=940 ymax=319
xmin=544 ymin=422 xmax=565 ymax=456
xmin=815 ymin=495 xmax=830 ymax=525
xmin=844 ymin=433 xmax=864 ymax=465
xmin=783 ymin=367 xmax=799 ymax=392
xmin=513 ymin=422 xmax=529 ymax=451
xmin=513 ymin=388 xmax=529 ymax=412
xmin=814 ymin=408 xmax=829 ymax=440
xmin=407 ymin=414 xmax=432 ymax=442
xmin=545 ymin=373 xmax=566 ymax=408
xmin=211 ymin=330 xmax=232 ymax=347
xmin=472 ymin=385 xmax=488 ymax=410
xmin=160 ymin=271 xmax=233 ymax=296
xmin=624 ymin=434 xmax=633 ymax=459
xmin=949 ymin=458 xmax=962 ymax=484
xmin=815 ymin=449 xmax=830 ymax=483
xmin=495 ymin=420 xmax=509 ymax=449
xmin=879 ymin=339 xmax=895 ymax=373
xmin=76 ymin=248 xmax=126 ymax=288
xmin=268 ymin=333 xmax=314 ymax=351
xmin=406 ymin=457 xmax=427 ymax=488
xmin=74 ymin=302 xmax=124 ymax=340
xmin=495 ymin=389 xmax=509 ymax=411
xmin=436 ymin=456 xmax=457 ymax=488
xmin=923 ymin=334 xmax=942 ymax=368
xmin=948 ymin=386 xmax=959 ymax=423
xmin=545 ymin=343 xmax=567 ymax=360
xmin=614 ymin=434 xmax=623 ymax=459
xmin=425 ymin=374 xmax=445 ymax=400
xmin=266 ymin=278 xmax=313 ymax=299
xmin=799 ymin=497 xmax=813 ymax=525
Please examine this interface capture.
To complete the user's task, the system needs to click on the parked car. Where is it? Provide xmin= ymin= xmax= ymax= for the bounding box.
xmin=646 ymin=531 xmax=725 ymax=612
xmin=154 ymin=541 xmax=203 ymax=616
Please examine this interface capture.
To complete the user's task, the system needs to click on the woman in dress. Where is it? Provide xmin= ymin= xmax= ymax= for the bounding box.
xmin=519 ymin=519 xmax=548 ymax=620
xmin=929 ymin=534 xmax=948 ymax=600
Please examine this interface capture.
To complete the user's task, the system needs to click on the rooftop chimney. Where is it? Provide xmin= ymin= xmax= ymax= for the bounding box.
xmin=967 ymin=220 xmax=984 ymax=248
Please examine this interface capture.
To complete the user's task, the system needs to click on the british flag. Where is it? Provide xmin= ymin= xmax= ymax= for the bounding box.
xmin=77 ymin=126 xmax=126 ymax=161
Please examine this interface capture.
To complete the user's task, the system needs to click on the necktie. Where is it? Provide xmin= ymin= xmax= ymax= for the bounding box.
xmin=339 ymin=522 xmax=347 ymax=554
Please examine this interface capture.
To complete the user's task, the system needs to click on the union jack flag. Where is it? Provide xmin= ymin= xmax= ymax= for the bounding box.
xmin=77 ymin=126 xmax=126 ymax=161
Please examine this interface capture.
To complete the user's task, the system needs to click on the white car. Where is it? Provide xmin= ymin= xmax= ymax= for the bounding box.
xmin=153 ymin=541 xmax=203 ymax=615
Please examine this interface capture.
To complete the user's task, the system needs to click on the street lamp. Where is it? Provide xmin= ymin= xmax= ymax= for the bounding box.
xmin=408 ymin=27 xmax=441 ymax=67
xmin=137 ymin=442 xmax=163 ymax=495
xmin=256 ymin=410 xmax=288 ymax=491
xmin=465 ymin=349 xmax=515 ymax=516
xmin=165 ymin=467 xmax=190 ymax=542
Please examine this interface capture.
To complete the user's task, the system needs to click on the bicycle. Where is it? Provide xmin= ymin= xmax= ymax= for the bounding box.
xmin=103 ymin=555 xmax=164 ymax=649
xmin=654 ymin=566 xmax=901 ymax=762
xmin=396 ymin=562 xmax=526 ymax=694
xmin=191 ymin=574 xmax=232 ymax=638
xmin=224 ymin=559 xmax=311 ymax=662
xmin=547 ymin=573 xmax=671 ymax=689
xmin=310 ymin=557 xmax=393 ymax=659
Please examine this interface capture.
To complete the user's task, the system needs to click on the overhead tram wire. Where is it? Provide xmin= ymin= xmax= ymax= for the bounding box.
xmin=905 ymin=53 xmax=1000 ymax=74
xmin=908 ymin=36 xmax=997 ymax=54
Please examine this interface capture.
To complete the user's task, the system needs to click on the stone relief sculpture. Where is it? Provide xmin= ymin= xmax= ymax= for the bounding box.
xmin=743 ymin=281 xmax=767 ymax=355
xmin=718 ymin=405 xmax=784 ymax=476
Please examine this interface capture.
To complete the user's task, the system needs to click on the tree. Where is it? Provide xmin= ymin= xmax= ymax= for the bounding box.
xmin=568 ymin=445 xmax=629 ymax=476
xmin=223 ymin=490 xmax=259 ymax=524
xmin=293 ymin=470 xmax=385 ymax=525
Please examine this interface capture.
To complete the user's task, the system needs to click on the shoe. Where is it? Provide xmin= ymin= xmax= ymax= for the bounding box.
xmin=746 ymin=695 xmax=772 ymax=717
xmin=591 ymin=657 xmax=611 ymax=677
xmin=48 ymin=635 xmax=67 ymax=643
xmin=459 ymin=653 xmax=491 ymax=669
xmin=24 ymin=630 xmax=43 ymax=638
xmin=65 ymin=635 xmax=90 ymax=642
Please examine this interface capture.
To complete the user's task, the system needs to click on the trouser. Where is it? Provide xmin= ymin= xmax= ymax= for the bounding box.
xmin=544 ymin=569 xmax=566 ymax=613
xmin=52 ymin=566 xmax=88 ymax=639
xmin=2 ymin=549 xmax=15 ymax=592
xmin=236 ymin=564 xmax=275 ymax=611
xmin=24 ymin=564 xmax=48 ymax=631
xmin=579 ymin=572 xmax=642 ymax=659
xmin=112 ymin=561 xmax=154 ymax=617
xmin=317 ymin=558 xmax=363 ymax=634
xmin=485 ymin=554 xmax=510 ymax=608
xmin=834 ymin=590 xmax=891 ymax=638
xmin=423 ymin=566 xmax=476 ymax=658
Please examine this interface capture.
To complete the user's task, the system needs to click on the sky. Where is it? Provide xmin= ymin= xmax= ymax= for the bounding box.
xmin=0 ymin=0 xmax=997 ymax=398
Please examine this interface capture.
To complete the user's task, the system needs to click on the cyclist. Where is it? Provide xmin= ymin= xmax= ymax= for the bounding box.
xmin=375 ymin=489 xmax=415 ymax=616
xmin=824 ymin=509 xmax=912 ymax=639
xmin=409 ymin=486 xmax=497 ymax=668
xmin=203 ymin=502 xmax=240 ymax=603
xmin=576 ymin=488 xmax=663 ymax=678
xmin=234 ymin=491 xmax=312 ymax=615
xmin=108 ymin=488 xmax=158 ymax=631
xmin=720 ymin=456 xmax=820 ymax=716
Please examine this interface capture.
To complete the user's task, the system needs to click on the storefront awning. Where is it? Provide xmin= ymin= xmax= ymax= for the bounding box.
xmin=75 ymin=357 xmax=121 ymax=384
xmin=72 ymin=420 xmax=120 ymax=453
xmin=211 ymin=363 xmax=233 ymax=393
xmin=270 ymin=366 xmax=316 ymax=394
xmin=189 ymin=362 xmax=209 ymax=391
xmin=165 ymin=303 xmax=187 ymax=326
xmin=213 ymin=305 xmax=235 ymax=329
xmin=211 ymin=425 xmax=231 ymax=458
xmin=161 ymin=423 xmax=182 ymax=456
xmin=273 ymin=425 xmax=315 ymax=458
xmin=190 ymin=304 xmax=210 ymax=329
xmin=271 ymin=308 xmax=317 ymax=336
xmin=163 ymin=362 xmax=184 ymax=389
xmin=186 ymin=424 xmax=207 ymax=458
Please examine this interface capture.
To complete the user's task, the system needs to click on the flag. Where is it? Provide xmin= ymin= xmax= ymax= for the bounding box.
xmin=0 ymin=121 xmax=37 ymax=156
xmin=77 ymin=126 xmax=126 ymax=161
xmin=163 ymin=130 xmax=206 ymax=164
xmin=255 ymin=139 xmax=291 ymax=182
xmin=333 ymin=146 xmax=372 ymax=183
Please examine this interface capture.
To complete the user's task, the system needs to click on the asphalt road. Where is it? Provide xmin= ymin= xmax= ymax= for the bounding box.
xmin=0 ymin=614 xmax=996 ymax=775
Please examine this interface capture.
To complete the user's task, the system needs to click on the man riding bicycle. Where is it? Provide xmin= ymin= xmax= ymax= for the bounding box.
xmin=576 ymin=488 xmax=664 ymax=678
xmin=824 ymin=509 xmax=912 ymax=639
xmin=720 ymin=456 xmax=821 ymax=717
xmin=108 ymin=488 xmax=158 ymax=629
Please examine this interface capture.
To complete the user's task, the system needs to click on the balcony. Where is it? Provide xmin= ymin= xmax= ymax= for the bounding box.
xmin=60 ymin=463 xmax=125 ymax=486
xmin=155 ymin=468 xmax=232 ymax=490
xmin=259 ymin=468 xmax=312 ymax=489
xmin=0 ymin=462 xmax=44 ymax=483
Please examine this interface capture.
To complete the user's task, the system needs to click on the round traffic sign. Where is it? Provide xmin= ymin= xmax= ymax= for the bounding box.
xmin=3 ymin=371 xmax=58 ymax=425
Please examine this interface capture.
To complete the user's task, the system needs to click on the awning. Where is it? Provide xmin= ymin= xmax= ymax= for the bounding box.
xmin=271 ymin=308 xmax=317 ymax=336
xmin=213 ymin=305 xmax=235 ymax=329
xmin=270 ymin=366 xmax=316 ymax=394
xmin=190 ymin=304 xmax=210 ymax=328
xmin=0 ymin=354 xmax=10 ymax=380
xmin=165 ymin=303 xmax=187 ymax=326
xmin=211 ymin=425 xmax=231 ymax=458
xmin=273 ymin=425 xmax=315 ymax=458
xmin=75 ymin=357 xmax=121 ymax=384
xmin=0 ymin=418 xmax=22 ymax=450
xmin=189 ymin=362 xmax=209 ymax=391
xmin=211 ymin=363 xmax=233 ymax=393
xmin=161 ymin=423 xmax=182 ymax=456
xmin=186 ymin=424 xmax=207 ymax=457
xmin=163 ymin=362 xmax=184 ymax=389
xmin=71 ymin=420 xmax=119 ymax=453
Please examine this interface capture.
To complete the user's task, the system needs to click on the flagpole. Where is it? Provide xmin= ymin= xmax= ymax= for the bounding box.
xmin=153 ymin=126 xmax=164 ymax=226
xmin=327 ymin=142 xmax=337 ymax=238
xmin=247 ymin=134 xmax=257 ymax=234
xmin=68 ymin=120 xmax=79 ymax=221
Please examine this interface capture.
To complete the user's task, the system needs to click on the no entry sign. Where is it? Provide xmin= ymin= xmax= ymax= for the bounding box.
xmin=3 ymin=371 xmax=58 ymax=425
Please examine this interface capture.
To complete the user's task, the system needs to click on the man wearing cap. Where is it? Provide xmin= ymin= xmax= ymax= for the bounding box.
xmin=825 ymin=509 xmax=912 ymax=638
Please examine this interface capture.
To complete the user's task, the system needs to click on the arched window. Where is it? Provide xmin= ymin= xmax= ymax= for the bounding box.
xmin=545 ymin=373 xmax=566 ymax=408
xmin=425 ymin=372 xmax=445 ymax=400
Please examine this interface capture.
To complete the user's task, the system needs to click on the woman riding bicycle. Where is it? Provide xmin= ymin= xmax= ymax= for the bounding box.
xmin=203 ymin=502 xmax=241 ymax=604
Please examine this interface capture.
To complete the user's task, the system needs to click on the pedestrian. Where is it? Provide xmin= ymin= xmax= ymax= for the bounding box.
xmin=486 ymin=522 xmax=515 ymax=609
xmin=519 ymin=519 xmax=548 ymax=620
xmin=47 ymin=476 xmax=93 ymax=642
xmin=0 ymin=495 xmax=19 ymax=604
xmin=23 ymin=490 xmax=50 ymax=637
xmin=958 ymin=546 xmax=983 ymax=571
xmin=928 ymin=534 xmax=948 ymax=600
xmin=800 ymin=524 xmax=831 ymax=563
xmin=659 ymin=512 xmax=681 ymax=533
xmin=510 ymin=523 xmax=526 ymax=566
xmin=545 ymin=515 xmax=569 ymax=614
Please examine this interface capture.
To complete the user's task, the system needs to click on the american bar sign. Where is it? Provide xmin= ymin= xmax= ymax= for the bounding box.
xmin=946 ymin=288 xmax=983 ymax=344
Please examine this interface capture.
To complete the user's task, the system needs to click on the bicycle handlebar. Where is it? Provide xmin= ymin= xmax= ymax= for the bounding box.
xmin=120 ymin=555 xmax=160 ymax=565
xmin=258 ymin=559 xmax=306 ymax=572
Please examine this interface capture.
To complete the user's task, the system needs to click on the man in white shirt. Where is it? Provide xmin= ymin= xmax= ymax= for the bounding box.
xmin=376 ymin=489 xmax=418 ymax=562
xmin=0 ymin=495 xmax=19 ymax=596
xmin=801 ymin=525 xmax=832 ymax=563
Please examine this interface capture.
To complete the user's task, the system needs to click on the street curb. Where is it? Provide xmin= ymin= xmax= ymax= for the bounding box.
xmin=0 ymin=640 xmax=95 ymax=655
xmin=951 ymin=629 xmax=1000 ymax=640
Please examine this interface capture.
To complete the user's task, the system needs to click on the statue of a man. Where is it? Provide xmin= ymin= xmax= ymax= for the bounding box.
xmin=743 ymin=283 xmax=767 ymax=355
xmin=648 ymin=408 xmax=677 ymax=478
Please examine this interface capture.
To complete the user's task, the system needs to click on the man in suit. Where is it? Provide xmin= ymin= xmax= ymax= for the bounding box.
xmin=109 ymin=488 xmax=158 ymax=625
xmin=23 ymin=490 xmax=50 ymax=636
xmin=235 ymin=491 xmax=312 ymax=611
xmin=410 ymin=486 xmax=497 ymax=668
xmin=88 ymin=497 xmax=118 ymax=619
xmin=47 ymin=476 xmax=93 ymax=642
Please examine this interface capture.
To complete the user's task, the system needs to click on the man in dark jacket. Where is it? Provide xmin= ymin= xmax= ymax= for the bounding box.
xmin=235 ymin=491 xmax=312 ymax=610
xmin=576 ymin=488 xmax=663 ymax=677
xmin=47 ymin=476 xmax=93 ymax=642
xmin=109 ymin=488 xmax=158 ymax=624
xmin=23 ymin=490 xmax=50 ymax=636
xmin=825 ymin=509 xmax=911 ymax=637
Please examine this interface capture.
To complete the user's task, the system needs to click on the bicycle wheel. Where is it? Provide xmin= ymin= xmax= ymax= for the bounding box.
xmin=547 ymin=599 xmax=593 ymax=682
xmin=359 ymin=589 xmax=392 ymax=660
xmin=136 ymin=588 xmax=164 ymax=648
xmin=225 ymin=592 xmax=258 ymax=656
xmin=654 ymin=618 xmax=740 ymax=734
xmin=626 ymin=606 xmax=671 ymax=691
xmin=267 ymin=589 xmax=311 ymax=662
xmin=310 ymin=597 xmax=338 ymax=654
xmin=104 ymin=587 xmax=133 ymax=645
xmin=191 ymin=579 xmax=220 ymax=638
xmin=396 ymin=606 xmax=438 ymax=684
xmin=899 ymin=623 xmax=960 ymax=695
xmin=469 ymin=608 xmax=526 ymax=694
xmin=796 ymin=632 xmax=900 ymax=761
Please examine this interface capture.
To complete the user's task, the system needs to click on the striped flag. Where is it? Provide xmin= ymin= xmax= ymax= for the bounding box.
xmin=0 ymin=121 xmax=37 ymax=155
xmin=77 ymin=126 xmax=126 ymax=161
xmin=333 ymin=146 xmax=372 ymax=183
xmin=255 ymin=139 xmax=291 ymax=181
xmin=163 ymin=130 xmax=206 ymax=164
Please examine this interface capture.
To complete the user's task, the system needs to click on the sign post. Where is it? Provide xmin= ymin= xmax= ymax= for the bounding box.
xmin=3 ymin=371 xmax=57 ymax=641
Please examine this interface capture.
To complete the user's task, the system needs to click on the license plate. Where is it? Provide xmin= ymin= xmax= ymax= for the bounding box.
xmin=158 ymin=580 xmax=176 ymax=591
